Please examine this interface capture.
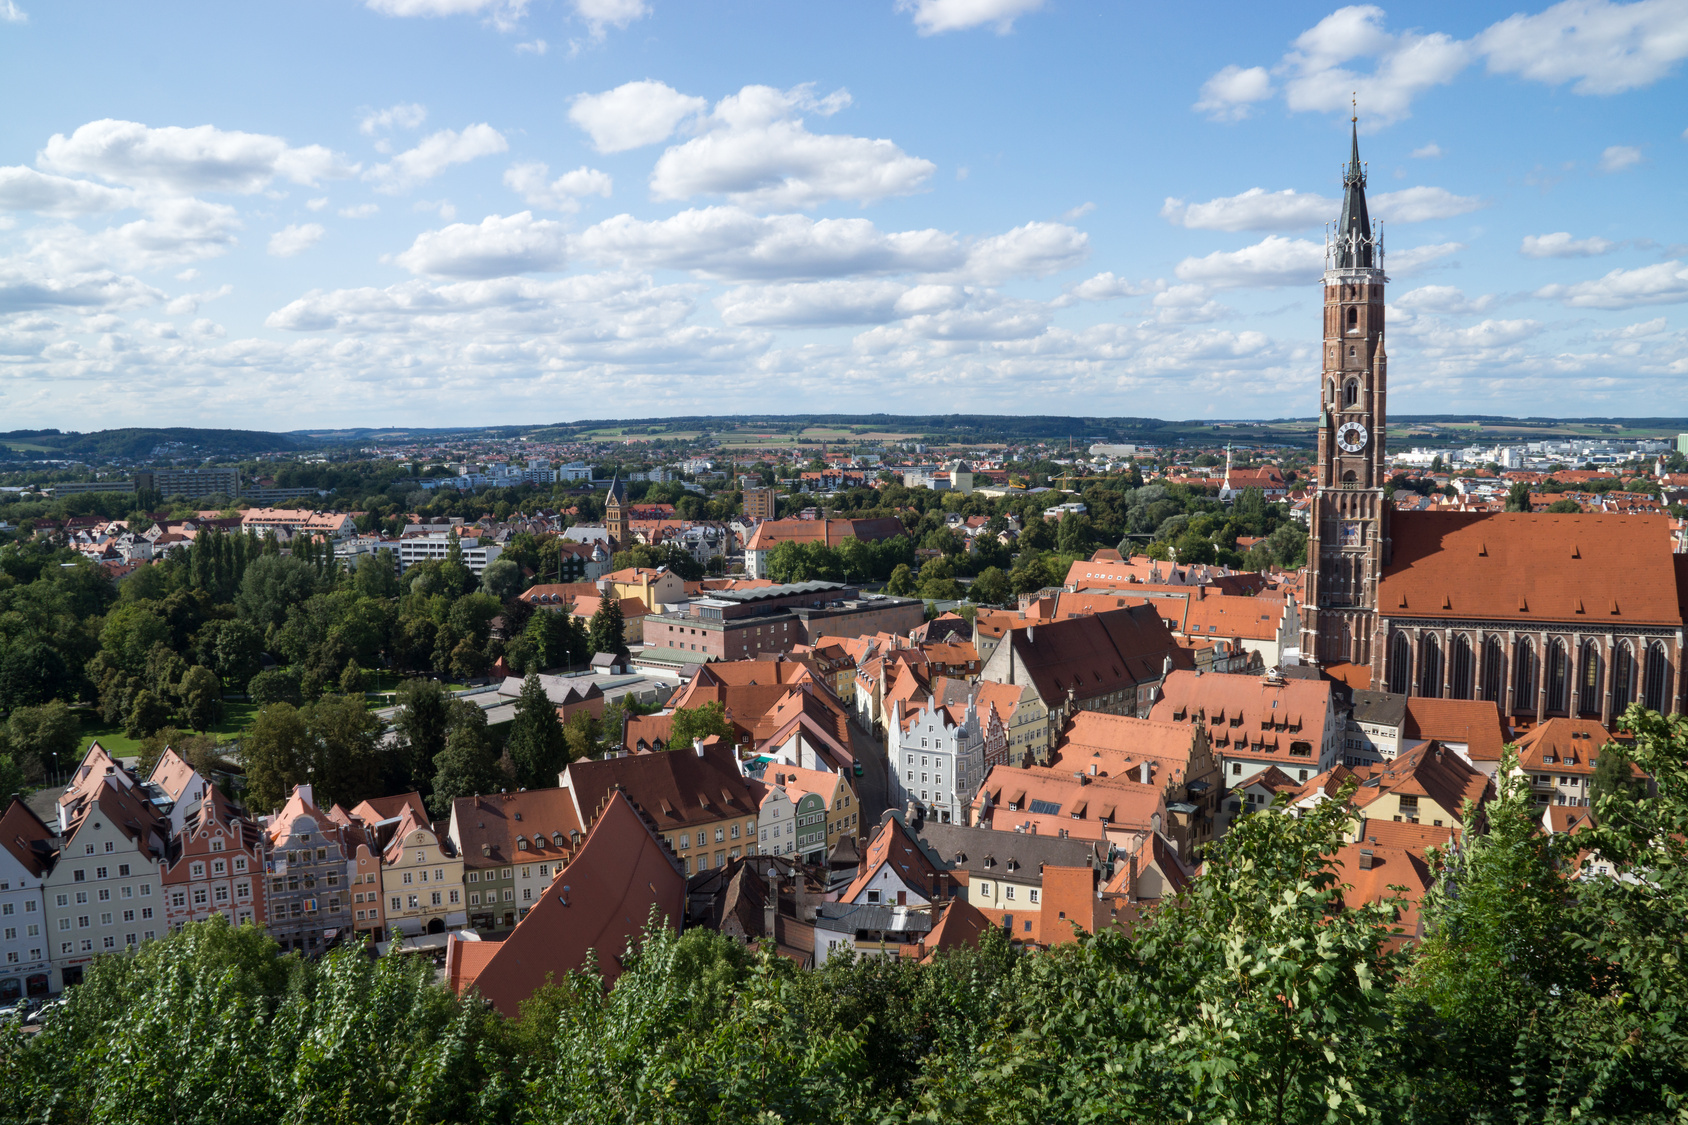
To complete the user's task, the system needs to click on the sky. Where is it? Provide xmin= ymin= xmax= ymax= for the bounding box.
xmin=2 ymin=0 xmax=1687 ymax=431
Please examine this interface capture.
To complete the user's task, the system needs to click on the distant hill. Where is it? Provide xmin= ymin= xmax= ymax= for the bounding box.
xmin=0 ymin=427 xmax=297 ymax=461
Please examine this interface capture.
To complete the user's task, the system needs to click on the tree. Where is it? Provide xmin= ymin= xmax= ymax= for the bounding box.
xmin=669 ymin=702 xmax=733 ymax=750
xmin=236 ymin=553 xmax=320 ymax=634
xmin=194 ymin=619 xmax=263 ymax=689
xmin=305 ymin=693 xmax=382 ymax=809
xmin=428 ymin=708 xmax=501 ymax=818
xmin=394 ymin=678 xmax=452 ymax=795
xmin=353 ymin=549 xmax=400 ymax=599
xmin=504 ymin=673 xmax=567 ymax=789
xmin=1503 ymin=481 xmax=1532 ymax=512
xmin=241 ymin=701 xmax=309 ymax=811
xmin=247 ymin=668 xmax=302 ymax=708
xmin=968 ymin=566 xmax=1009 ymax=605
xmin=338 ymin=660 xmax=369 ymax=697
xmin=125 ymin=689 xmax=171 ymax=740
xmin=562 ymin=710 xmax=602 ymax=761
xmin=588 ymin=597 xmax=629 ymax=662
xmin=1545 ymin=497 xmax=1582 ymax=513
xmin=916 ymin=557 xmax=963 ymax=601
xmin=179 ymin=665 xmax=224 ymax=732
xmin=2 ymin=700 xmax=80 ymax=783
xmin=479 ymin=557 xmax=523 ymax=600
xmin=884 ymin=563 xmax=917 ymax=597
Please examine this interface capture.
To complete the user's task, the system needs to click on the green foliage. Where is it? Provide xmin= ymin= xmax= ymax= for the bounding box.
xmin=1 ymin=699 xmax=81 ymax=782
xmin=241 ymin=694 xmax=382 ymax=812
xmin=884 ymin=563 xmax=916 ymax=596
xmin=587 ymin=598 xmax=629 ymax=663
xmin=178 ymin=664 xmax=224 ymax=732
xmin=968 ymin=565 xmax=1010 ymax=605
xmin=480 ymin=556 xmax=524 ymax=600
xmin=505 ymin=672 xmax=567 ymax=789
xmin=246 ymin=668 xmax=301 ymax=708
xmin=668 ymin=701 xmax=732 ymax=750
xmin=1504 ymin=481 xmax=1532 ymax=512
xmin=429 ymin=703 xmax=503 ymax=817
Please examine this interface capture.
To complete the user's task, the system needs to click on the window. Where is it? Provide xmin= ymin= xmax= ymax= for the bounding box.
xmin=431 ymin=892 xmax=442 ymax=907
xmin=470 ymin=892 xmax=481 ymax=907
xmin=402 ymin=872 xmax=412 ymax=885
xmin=449 ymin=890 xmax=459 ymax=904
xmin=1005 ymin=885 xmax=1015 ymax=900
xmin=141 ymin=908 xmax=152 ymax=920
xmin=1029 ymin=889 xmax=1039 ymax=904
xmin=96 ymin=866 xmax=108 ymax=879
xmin=390 ymin=896 xmax=401 ymax=911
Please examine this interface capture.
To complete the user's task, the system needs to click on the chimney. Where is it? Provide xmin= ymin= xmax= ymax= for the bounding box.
xmin=764 ymin=863 xmax=779 ymax=941
xmin=693 ymin=738 xmax=706 ymax=758
xmin=1139 ymin=760 xmax=1150 ymax=785
xmin=1358 ymin=850 xmax=1375 ymax=870
xmin=1089 ymin=763 xmax=1098 ymax=776
xmin=296 ymin=784 xmax=313 ymax=805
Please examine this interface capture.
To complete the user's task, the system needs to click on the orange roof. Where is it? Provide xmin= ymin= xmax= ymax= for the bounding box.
xmin=1321 ymin=661 xmax=1373 ymax=691
xmin=518 ymin=582 xmax=598 ymax=605
xmin=1052 ymin=712 xmax=1201 ymax=787
xmin=1402 ymin=697 xmax=1509 ymax=762
xmin=1328 ymin=841 xmax=1433 ymax=940
xmin=350 ymin=792 xmax=429 ymax=825
xmin=1348 ymin=815 xmax=1462 ymax=852
xmin=1513 ymin=717 xmax=1636 ymax=776
xmin=1180 ymin=593 xmax=1285 ymax=642
xmin=148 ymin=746 xmax=202 ymax=804
xmin=842 ymin=816 xmax=942 ymax=905
xmin=0 ymin=798 xmax=56 ymax=878
xmin=570 ymin=595 xmax=649 ymax=619
xmin=448 ymin=790 xmax=686 ymax=1017
xmin=918 ymin=897 xmax=995 ymax=960
xmin=1149 ymin=670 xmax=1333 ymax=763
xmin=1379 ymin=511 xmax=1685 ymax=625
xmin=977 ymin=764 xmax=1164 ymax=837
xmin=1349 ymin=741 xmax=1492 ymax=824
xmin=1040 ymin=864 xmax=1103 ymax=945
xmin=744 ymin=517 xmax=905 ymax=552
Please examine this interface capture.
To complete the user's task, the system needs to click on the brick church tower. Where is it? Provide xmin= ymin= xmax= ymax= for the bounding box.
xmin=1302 ymin=117 xmax=1391 ymax=667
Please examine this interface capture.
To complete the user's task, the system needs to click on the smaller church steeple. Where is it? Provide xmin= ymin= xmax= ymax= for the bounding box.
xmin=1332 ymin=101 xmax=1375 ymax=270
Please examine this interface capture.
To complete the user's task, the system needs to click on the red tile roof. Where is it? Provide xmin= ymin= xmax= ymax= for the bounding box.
xmin=1402 ymin=697 xmax=1509 ymax=762
xmin=448 ymin=790 xmax=685 ymax=1017
xmin=1380 ymin=511 xmax=1685 ymax=625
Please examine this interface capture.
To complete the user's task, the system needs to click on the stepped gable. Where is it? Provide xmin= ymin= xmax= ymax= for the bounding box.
xmin=1379 ymin=511 xmax=1684 ymax=625
xmin=449 ymin=789 xmax=686 ymax=1017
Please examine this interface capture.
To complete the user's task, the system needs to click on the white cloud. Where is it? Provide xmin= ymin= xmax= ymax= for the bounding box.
xmin=1476 ymin=0 xmax=1688 ymax=95
xmin=650 ymin=84 xmax=934 ymax=209
xmin=393 ymin=211 xmax=569 ymax=278
xmin=0 ymin=166 xmax=138 ymax=214
xmin=569 ymin=80 xmax=707 ymax=154
xmin=339 ymin=202 xmax=381 ymax=218
xmin=165 ymin=283 xmax=233 ymax=316
xmin=572 ymin=0 xmax=648 ymax=38
xmin=39 ymin=119 xmax=357 ymax=194
xmin=1151 ymin=284 xmax=1231 ymax=324
xmin=1174 ymin=235 xmax=1324 ymax=288
xmin=1387 ymin=241 xmax=1462 ymax=272
xmin=1063 ymin=272 xmax=1143 ymax=302
xmin=364 ymin=0 xmax=530 ymax=32
xmin=1193 ymin=65 xmax=1275 ymax=121
xmin=578 ymin=207 xmax=964 ymax=280
xmin=1162 ymin=188 xmax=1334 ymax=231
xmin=1061 ymin=201 xmax=1095 ymax=221
xmin=1410 ymin=142 xmax=1443 ymax=158
xmin=1599 ymin=316 xmax=1667 ymax=339
xmin=1520 ymin=231 xmax=1614 ymax=257
xmin=414 ymin=199 xmax=457 ymax=220
xmin=716 ymin=279 xmax=907 ymax=326
xmin=268 ymin=223 xmax=325 ymax=257
xmin=0 ymin=262 xmax=162 ymax=312
xmin=897 ymin=0 xmax=1046 ymax=36
xmin=1200 ymin=1 xmax=1688 ymax=127
xmin=1537 ymin=260 xmax=1688 ymax=308
xmin=1392 ymin=284 xmax=1494 ymax=314
xmin=1278 ymin=6 xmax=1471 ymax=126
xmin=1600 ymin=143 xmax=1643 ymax=171
xmin=503 ymin=161 xmax=612 ymax=211
xmin=358 ymin=103 xmax=427 ymax=136
xmin=961 ymin=221 xmax=1087 ymax=283
xmin=1370 ymin=185 xmax=1483 ymax=221
xmin=516 ymin=38 xmax=546 ymax=53
xmin=306 ymin=197 xmax=328 ymax=211
xmin=23 ymin=198 xmax=244 ymax=273
xmin=368 ymin=124 xmax=507 ymax=192
xmin=0 ymin=2 xmax=26 ymax=24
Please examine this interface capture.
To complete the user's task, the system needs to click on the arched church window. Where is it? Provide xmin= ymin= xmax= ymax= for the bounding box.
xmin=1348 ymin=346 xmax=1356 ymax=357
xmin=1578 ymin=641 xmax=1602 ymax=714
xmin=1344 ymin=380 xmax=1358 ymax=406
xmin=1643 ymin=642 xmax=1671 ymax=712
xmin=1546 ymin=639 xmax=1569 ymax=713
xmin=1387 ymin=632 xmax=1411 ymax=695
xmin=1613 ymin=643 xmax=1636 ymax=708
xmin=1513 ymin=638 xmax=1538 ymax=708
xmin=1346 ymin=306 xmax=1358 ymax=330
xmin=1480 ymin=636 xmax=1504 ymax=703
xmin=1342 ymin=471 xmax=1356 ymax=482
xmin=1418 ymin=635 xmax=1443 ymax=698
xmin=1449 ymin=634 xmax=1473 ymax=700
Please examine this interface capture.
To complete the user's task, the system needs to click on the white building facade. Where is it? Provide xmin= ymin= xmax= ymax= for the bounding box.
xmin=889 ymin=695 xmax=986 ymax=825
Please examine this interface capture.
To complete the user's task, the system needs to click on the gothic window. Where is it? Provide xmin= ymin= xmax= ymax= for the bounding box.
xmin=1343 ymin=379 xmax=1359 ymax=406
xmin=1348 ymin=346 xmax=1356 ymax=357
xmin=1342 ymin=471 xmax=1357 ymax=483
xmin=1418 ymin=635 xmax=1443 ymax=698
xmin=1642 ymin=642 xmax=1671 ymax=712
xmin=1546 ymin=639 xmax=1569 ymax=713
xmin=1387 ymin=632 xmax=1411 ymax=695
xmin=1346 ymin=306 xmax=1358 ymax=330
xmin=1578 ymin=641 xmax=1603 ymax=714
xmin=1480 ymin=636 xmax=1504 ymax=704
xmin=1613 ymin=643 xmax=1636 ymax=708
xmin=1513 ymin=638 xmax=1538 ymax=708
xmin=1449 ymin=634 xmax=1474 ymax=700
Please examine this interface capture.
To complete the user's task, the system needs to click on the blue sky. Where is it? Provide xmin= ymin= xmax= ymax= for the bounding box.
xmin=2 ymin=0 xmax=1686 ymax=430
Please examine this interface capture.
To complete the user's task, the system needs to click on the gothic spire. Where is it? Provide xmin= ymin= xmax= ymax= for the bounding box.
xmin=1333 ymin=107 xmax=1374 ymax=269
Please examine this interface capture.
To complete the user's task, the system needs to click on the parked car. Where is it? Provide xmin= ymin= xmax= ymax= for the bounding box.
xmin=0 ymin=999 xmax=35 ymax=1024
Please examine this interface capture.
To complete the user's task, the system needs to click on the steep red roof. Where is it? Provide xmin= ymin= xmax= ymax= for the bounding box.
xmin=1402 ymin=697 xmax=1509 ymax=763
xmin=0 ymin=797 xmax=56 ymax=878
xmin=1379 ymin=512 xmax=1684 ymax=625
xmin=448 ymin=790 xmax=685 ymax=1017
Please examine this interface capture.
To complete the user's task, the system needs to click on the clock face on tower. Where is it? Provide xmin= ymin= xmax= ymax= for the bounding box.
xmin=1336 ymin=421 xmax=1369 ymax=454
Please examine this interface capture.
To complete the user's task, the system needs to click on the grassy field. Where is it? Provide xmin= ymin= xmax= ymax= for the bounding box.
xmin=74 ymin=699 xmax=264 ymax=759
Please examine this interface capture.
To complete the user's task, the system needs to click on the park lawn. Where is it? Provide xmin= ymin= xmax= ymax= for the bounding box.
xmin=73 ymin=714 xmax=144 ymax=758
xmin=208 ymin=700 xmax=260 ymax=743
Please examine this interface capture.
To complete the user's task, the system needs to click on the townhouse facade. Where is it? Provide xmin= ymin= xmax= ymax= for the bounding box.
xmin=0 ymin=800 xmax=55 ymax=1001
xmin=889 ymin=694 xmax=992 ymax=825
xmin=263 ymin=785 xmax=355 ymax=955
xmin=162 ymin=783 xmax=265 ymax=931
xmin=377 ymin=807 xmax=466 ymax=938
xmin=446 ymin=789 xmax=582 ymax=932
xmin=46 ymin=776 xmax=168 ymax=989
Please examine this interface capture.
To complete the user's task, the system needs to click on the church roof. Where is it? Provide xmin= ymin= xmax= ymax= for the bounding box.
xmin=1333 ymin=119 xmax=1374 ymax=269
xmin=1378 ymin=511 xmax=1685 ymax=626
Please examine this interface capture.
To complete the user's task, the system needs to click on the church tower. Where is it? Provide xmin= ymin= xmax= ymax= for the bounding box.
xmin=1302 ymin=117 xmax=1390 ymax=667
xmin=604 ymin=475 xmax=629 ymax=549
